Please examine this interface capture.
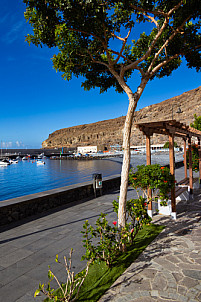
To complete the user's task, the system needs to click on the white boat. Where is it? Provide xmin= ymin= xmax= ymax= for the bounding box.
xmin=37 ymin=153 xmax=44 ymax=159
xmin=9 ymin=159 xmax=18 ymax=164
xmin=0 ymin=159 xmax=10 ymax=166
xmin=36 ymin=160 xmax=45 ymax=165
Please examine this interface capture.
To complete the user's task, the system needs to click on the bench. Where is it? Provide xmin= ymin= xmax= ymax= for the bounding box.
xmin=175 ymin=177 xmax=199 ymax=201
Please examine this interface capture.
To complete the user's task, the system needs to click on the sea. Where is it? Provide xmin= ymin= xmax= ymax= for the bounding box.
xmin=0 ymin=153 xmax=184 ymax=202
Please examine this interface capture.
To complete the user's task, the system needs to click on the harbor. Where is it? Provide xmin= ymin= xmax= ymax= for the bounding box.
xmin=0 ymin=152 xmax=184 ymax=202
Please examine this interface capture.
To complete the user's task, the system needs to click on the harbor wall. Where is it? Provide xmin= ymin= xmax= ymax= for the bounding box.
xmin=0 ymin=161 xmax=184 ymax=227
xmin=0 ymin=174 xmax=121 ymax=227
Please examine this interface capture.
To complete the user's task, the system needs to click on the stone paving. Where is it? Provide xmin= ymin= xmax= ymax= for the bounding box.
xmin=0 ymin=166 xmax=200 ymax=302
xmin=99 ymin=188 xmax=201 ymax=302
xmin=0 ymin=185 xmax=135 ymax=302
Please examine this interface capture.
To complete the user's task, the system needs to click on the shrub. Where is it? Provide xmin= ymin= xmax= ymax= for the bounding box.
xmin=163 ymin=141 xmax=179 ymax=149
xmin=113 ymin=196 xmax=152 ymax=244
xmin=34 ymin=249 xmax=91 ymax=302
xmin=187 ymin=144 xmax=199 ymax=172
xmin=81 ymin=213 xmax=121 ymax=267
xmin=129 ymin=164 xmax=175 ymax=206
xmin=82 ymin=198 xmax=152 ymax=267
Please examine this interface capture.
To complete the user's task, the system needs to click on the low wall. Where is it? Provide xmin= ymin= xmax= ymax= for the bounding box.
xmin=0 ymin=175 xmax=121 ymax=227
xmin=0 ymin=160 xmax=184 ymax=227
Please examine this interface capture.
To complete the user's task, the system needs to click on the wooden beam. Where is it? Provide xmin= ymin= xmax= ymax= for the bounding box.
xmin=146 ymin=135 xmax=151 ymax=165
xmin=198 ymin=138 xmax=201 ymax=188
xmin=136 ymin=121 xmax=165 ymax=128
xmin=136 ymin=121 xmax=201 ymax=139
xmin=183 ymin=139 xmax=187 ymax=179
xmin=146 ymin=135 xmax=152 ymax=216
xmin=169 ymin=133 xmax=176 ymax=214
xmin=166 ymin=124 xmax=190 ymax=136
xmin=188 ymin=137 xmax=193 ymax=194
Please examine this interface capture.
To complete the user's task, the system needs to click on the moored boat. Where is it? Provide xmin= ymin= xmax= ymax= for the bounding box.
xmin=0 ymin=159 xmax=10 ymax=166
xmin=9 ymin=159 xmax=18 ymax=164
xmin=36 ymin=160 xmax=45 ymax=165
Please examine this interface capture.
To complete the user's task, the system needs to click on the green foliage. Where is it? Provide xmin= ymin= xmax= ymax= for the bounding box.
xmin=77 ymin=224 xmax=164 ymax=302
xmin=81 ymin=198 xmax=151 ymax=267
xmin=163 ymin=141 xmax=179 ymax=149
xmin=188 ymin=115 xmax=201 ymax=172
xmin=34 ymin=249 xmax=91 ymax=302
xmin=42 ymin=224 xmax=164 ymax=302
xmin=81 ymin=214 xmax=120 ymax=267
xmin=113 ymin=196 xmax=151 ymax=243
xmin=190 ymin=114 xmax=201 ymax=131
xmin=129 ymin=164 xmax=175 ymax=205
xmin=187 ymin=144 xmax=199 ymax=172
xmin=23 ymin=1 xmax=201 ymax=93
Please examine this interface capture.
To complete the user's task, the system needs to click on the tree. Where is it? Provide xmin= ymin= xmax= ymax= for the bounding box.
xmin=23 ymin=0 xmax=201 ymax=228
xmin=190 ymin=114 xmax=201 ymax=131
xmin=163 ymin=141 xmax=178 ymax=148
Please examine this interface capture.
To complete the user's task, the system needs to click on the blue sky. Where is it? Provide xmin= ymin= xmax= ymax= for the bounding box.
xmin=0 ymin=1 xmax=201 ymax=149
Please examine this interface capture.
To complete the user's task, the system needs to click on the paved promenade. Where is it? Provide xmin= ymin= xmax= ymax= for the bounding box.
xmin=99 ymin=189 xmax=201 ymax=302
xmin=0 ymin=167 xmax=200 ymax=302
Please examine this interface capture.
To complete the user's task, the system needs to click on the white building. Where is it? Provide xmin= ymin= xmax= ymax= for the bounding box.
xmin=130 ymin=144 xmax=180 ymax=154
xmin=77 ymin=146 xmax=98 ymax=154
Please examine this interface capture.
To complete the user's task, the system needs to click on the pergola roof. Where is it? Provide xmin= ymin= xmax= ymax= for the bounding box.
xmin=135 ymin=120 xmax=201 ymax=139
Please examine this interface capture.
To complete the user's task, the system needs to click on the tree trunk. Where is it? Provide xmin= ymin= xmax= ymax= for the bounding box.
xmin=118 ymin=78 xmax=148 ymax=228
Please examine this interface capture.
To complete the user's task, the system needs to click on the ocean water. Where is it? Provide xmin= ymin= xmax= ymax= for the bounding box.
xmin=0 ymin=153 xmax=183 ymax=202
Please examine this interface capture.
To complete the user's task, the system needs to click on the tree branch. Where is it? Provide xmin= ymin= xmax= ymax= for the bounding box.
xmin=122 ymin=1 xmax=185 ymax=74
xmin=142 ymin=12 xmax=159 ymax=30
xmin=167 ymin=0 xmax=184 ymax=17
xmin=150 ymin=53 xmax=180 ymax=76
xmin=87 ymin=50 xmax=109 ymax=68
xmin=130 ymin=0 xmax=184 ymax=18
xmin=135 ymin=65 xmax=145 ymax=77
xmin=111 ymin=32 xmax=125 ymax=41
xmin=150 ymin=42 xmax=201 ymax=76
xmin=129 ymin=4 xmax=166 ymax=17
xmin=123 ymin=16 xmax=169 ymax=74
xmin=108 ymin=49 xmax=132 ymax=64
xmin=147 ymin=16 xmax=191 ymax=73
xmin=113 ymin=27 xmax=132 ymax=65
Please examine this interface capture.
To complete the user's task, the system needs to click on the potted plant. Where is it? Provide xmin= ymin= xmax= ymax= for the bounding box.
xmin=129 ymin=164 xmax=175 ymax=215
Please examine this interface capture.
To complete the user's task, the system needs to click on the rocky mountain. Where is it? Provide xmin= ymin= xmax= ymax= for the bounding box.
xmin=42 ymin=86 xmax=201 ymax=149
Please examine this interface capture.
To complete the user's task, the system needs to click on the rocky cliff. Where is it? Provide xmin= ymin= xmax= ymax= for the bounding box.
xmin=42 ymin=86 xmax=201 ymax=149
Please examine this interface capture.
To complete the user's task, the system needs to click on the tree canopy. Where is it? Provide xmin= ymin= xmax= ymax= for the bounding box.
xmin=23 ymin=0 xmax=201 ymax=227
xmin=24 ymin=0 xmax=201 ymax=94
xmin=163 ymin=141 xmax=179 ymax=148
xmin=190 ymin=114 xmax=201 ymax=131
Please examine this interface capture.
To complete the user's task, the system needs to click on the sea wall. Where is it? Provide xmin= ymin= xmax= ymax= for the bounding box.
xmin=0 ymin=161 xmax=184 ymax=227
xmin=0 ymin=174 xmax=121 ymax=227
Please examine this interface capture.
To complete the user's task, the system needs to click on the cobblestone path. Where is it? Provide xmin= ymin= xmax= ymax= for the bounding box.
xmin=99 ymin=189 xmax=201 ymax=302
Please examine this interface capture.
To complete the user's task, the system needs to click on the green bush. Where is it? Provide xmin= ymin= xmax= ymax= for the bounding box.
xmin=39 ymin=224 xmax=164 ymax=302
xmin=81 ymin=213 xmax=121 ymax=267
xmin=163 ymin=141 xmax=179 ymax=149
xmin=113 ymin=196 xmax=151 ymax=244
xmin=34 ymin=249 xmax=91 ymax=302
xmin=129 ymin=164 xmax=175 ymax=206
xmin=187 ymin=144 xmax=199 ymax=172
xmin=81 ymin=196 xmax=152 ymax=267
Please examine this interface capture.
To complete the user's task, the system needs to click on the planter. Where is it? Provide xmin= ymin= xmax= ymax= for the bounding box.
xmin=158 ymin=199 xmax=172 ymax=215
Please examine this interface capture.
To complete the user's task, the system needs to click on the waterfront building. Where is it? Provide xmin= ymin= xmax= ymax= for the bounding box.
xmin=130 ymin=144 xmax=181 ymax=154
xmin=77 ymin=145 xmax=98 ymax=154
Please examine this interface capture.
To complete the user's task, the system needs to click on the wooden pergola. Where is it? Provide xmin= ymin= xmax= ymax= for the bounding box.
xmin=135 ymin=120 xmax=201 ymax=219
